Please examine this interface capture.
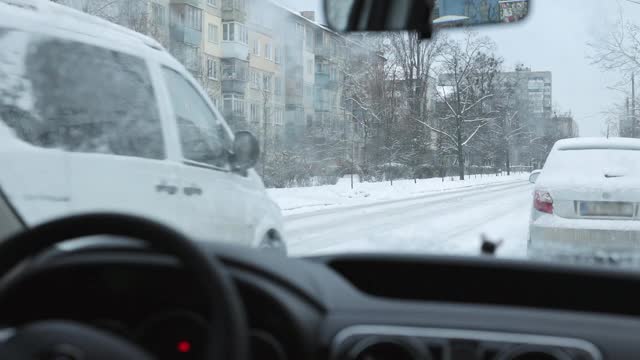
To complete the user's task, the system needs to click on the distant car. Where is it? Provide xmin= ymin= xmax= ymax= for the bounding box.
xmin=528 ymin=137 xmax=640 ymax=259
xmin=0 ymin=3 xmax=285 ymax=253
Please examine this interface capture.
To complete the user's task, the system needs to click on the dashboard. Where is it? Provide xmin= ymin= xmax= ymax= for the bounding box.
xmin=2 ymin=241 xmax=640 ymax=360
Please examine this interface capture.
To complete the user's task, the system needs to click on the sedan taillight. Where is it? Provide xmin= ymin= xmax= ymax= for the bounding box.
xmin=534 ymin=190 xmax=553 ymax=214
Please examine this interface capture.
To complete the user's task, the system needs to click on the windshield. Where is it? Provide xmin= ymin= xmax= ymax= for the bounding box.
xmin=2 ymin=0 xmax=640 ymax=267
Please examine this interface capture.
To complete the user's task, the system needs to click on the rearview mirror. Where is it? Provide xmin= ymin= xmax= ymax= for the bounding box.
xmin=324 ymin=0 xmax=530 ymax=35
xmin=231 ymin=131 xmax=259 ymax=174
xmin=529 ymin=169 xmax=541 ymax=184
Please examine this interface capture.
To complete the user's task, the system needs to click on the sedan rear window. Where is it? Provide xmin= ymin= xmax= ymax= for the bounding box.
xmin=545 ymin=148 xmax=640 ymax=176
xmin=0 ymin=28 xmax=164 ymax=159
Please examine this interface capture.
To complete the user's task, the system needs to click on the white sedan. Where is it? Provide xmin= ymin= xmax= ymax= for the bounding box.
xmin=528 ymin=137 xmax=640 ymax=259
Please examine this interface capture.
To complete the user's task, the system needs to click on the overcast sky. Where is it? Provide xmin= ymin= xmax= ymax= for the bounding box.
xmin=275 ymin=0 xmax=640 ymax=136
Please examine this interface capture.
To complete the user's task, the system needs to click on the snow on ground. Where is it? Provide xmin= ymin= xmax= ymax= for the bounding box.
xmin=286 ymin=182 xmax=532 ymax=257
xmin=268 ymin=172 xmax=530 ymax=215
xmin=277 ymin=175 xmax=533 ymax=259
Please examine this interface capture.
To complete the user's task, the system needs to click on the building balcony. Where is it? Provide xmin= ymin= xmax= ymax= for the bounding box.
xmin=222 ymin=111 xmax=247 ymax=129
xmin=222 ymin=79 xmax=247 ymax=94
xmin=221 ymin=58 xmax=248 ymax=94
xmin=315 ymin=73 xmax=339 ymax=89
xmin=286 ymin=93 xmax=303 ymax=108
xmin=314 ymin=45 xmax=335 ymax=59
xmin=222 ymin=7 xmax=246 ymax=22
xmin=169 ymin=0 xmax=203 ymax=7
xmin=221 ymin=42 xmax=249 ymax=60
xmin=170 ymin=25 xmax=202 ymax=47
xmin=314 ymin=100 xmax=331 ymax=112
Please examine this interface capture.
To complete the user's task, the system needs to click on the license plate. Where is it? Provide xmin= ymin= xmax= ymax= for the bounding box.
xmin=579 ymin=201 xmax=635 ymax=217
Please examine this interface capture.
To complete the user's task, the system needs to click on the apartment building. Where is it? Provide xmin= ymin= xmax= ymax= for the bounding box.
xmin=202 ymin=0 xmax=223 ymax=108
xmin=498 ymin=66 xmax=552 ymax=137
xmin=246 ymin=0 xmax=284 ymax=146
xmin=57 ymin=0 xmax=378 ymax=164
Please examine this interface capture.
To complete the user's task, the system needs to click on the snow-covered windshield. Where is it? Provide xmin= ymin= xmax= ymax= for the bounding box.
xmin=0 ymin=28 xmax=163 ymax=158
xmin=4 ymin=0 xmax=640 ymax=266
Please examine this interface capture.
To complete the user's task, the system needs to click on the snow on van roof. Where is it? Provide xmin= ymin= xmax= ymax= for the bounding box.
xmin=555 ymin=137 xmax=640 ymax=151
xmin=0 ymin=0 xmax=165 ymax=51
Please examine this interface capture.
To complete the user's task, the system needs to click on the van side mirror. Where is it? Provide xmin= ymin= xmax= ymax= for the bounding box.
xmin=529 ymin=169 xmax=542 ymax=184
xmin=230 ymin=131 xmax=259 ymax=174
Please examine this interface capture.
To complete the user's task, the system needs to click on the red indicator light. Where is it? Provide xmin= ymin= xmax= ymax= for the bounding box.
xmin=177 ymin=340 xmax=191 ymax=353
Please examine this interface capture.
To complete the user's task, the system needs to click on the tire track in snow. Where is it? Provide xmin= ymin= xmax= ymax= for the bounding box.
xmin=286 ymin=180 xmax=528 ymax=238
xmin=287 ymin=181 xmax=532 ymax=255
xmin=285 ymin=179 xmax=529 ymax=221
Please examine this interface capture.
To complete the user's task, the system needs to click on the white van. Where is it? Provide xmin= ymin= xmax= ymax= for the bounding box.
xmin=0 ymin=1 xmax=285 ymax=253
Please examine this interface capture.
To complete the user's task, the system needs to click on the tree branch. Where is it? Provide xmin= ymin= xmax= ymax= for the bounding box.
xmin=462 ymin=121 xmax=489 ymax=146
xmin=414 ymin=118 xmax=458 ymax=146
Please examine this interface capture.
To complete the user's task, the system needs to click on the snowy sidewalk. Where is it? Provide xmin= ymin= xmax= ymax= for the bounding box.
xmin=267 ymin=173 xmax=530 ymax=216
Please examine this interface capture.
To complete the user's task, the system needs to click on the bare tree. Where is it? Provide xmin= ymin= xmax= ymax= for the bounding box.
xmin=600 ymin=100 xmax=625 ymax=137
xmin=339 ymin=35 xmax=389 ymax=174
xmin=588 ymin=12 xmax=640 ymax=74
xmin=259 ymin=73 xmax=275 ymax=177
xmin=426 ymin=32 xmax=500 ymax=180
xmin=387 ymin=32 xmax=445 ymax=163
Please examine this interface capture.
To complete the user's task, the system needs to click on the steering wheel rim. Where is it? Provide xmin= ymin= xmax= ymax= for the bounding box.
xmin=0 ymin=212 xmax=248 ymax=360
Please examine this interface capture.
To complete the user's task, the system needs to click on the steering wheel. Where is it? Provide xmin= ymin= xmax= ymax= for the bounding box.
xmin=0 ymin=213 xmax=248 ymax=360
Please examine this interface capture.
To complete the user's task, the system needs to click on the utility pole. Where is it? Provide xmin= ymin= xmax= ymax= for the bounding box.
xmin=261 ymin=90 xmax=270 ymax=178
xmin=626 ymin=97 xmax=630 ymax=137
xmin=633 ymin=74 xmax=636 ymax=138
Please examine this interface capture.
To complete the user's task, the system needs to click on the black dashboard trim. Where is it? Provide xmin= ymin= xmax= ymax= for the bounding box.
xmin=220 ymin=256 xmax=326 ymax=313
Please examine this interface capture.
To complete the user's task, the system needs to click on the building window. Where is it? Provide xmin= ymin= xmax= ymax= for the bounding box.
xmin=295 ymin=22 xmax=304 ymax=34
xmin=222 ymin=61 xmax=246 ymax=80
xmin=274 ymin=108 xmax=284 ymax=125
xmin=263 ymin=73 xmax=272 ymax=92
xmin=250 ymin=103 xmax=261 ymax=123
xmin=151 ymin=3 xmax=165 ymax=26
xmin=250 ymin=70 xmax=260 ymax=89
xmin=252 ymin=39 xmax=261 ymax=56
xmin=223 ymin=94 xmax=245 ymax=114
xmin=208 ymin=24 xmax=219 ymax=43
xmin=264 ymin=106 xmax=271 ymax=123
xmin=222 ymin=22 xmax=247 ymax=44
xmin=274 ymin=77 xmax=282 ymax=95
xmin=305 ymin=26 xmax=313 ymax=50
xmin=315 ymin=61 xmax=328 ymax=74
xmin=223 ymin=0 xmax=245 ymax=11
xmin=274 ymin=46 xmax=281 ymax=64
xmin=183 ymin=45 xmax=200 ymax=71
xmin=264 ymin=43 xmax=272 ymax=61
xmin=207 ymin=0 xmax=217 ymax=7
xmin=185 ymin=5 xmax=202 ymax=31
xmin=306 ymin=60 xmax=313 ymax=75
xmin=207 ymin=58 xmax=219 ymax=80
xmin=329 ymin=65 xmax=337 ymax=80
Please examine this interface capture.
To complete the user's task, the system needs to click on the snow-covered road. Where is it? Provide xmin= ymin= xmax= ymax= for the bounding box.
xmin=284 ymin=179 xmax=533 ymax=258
